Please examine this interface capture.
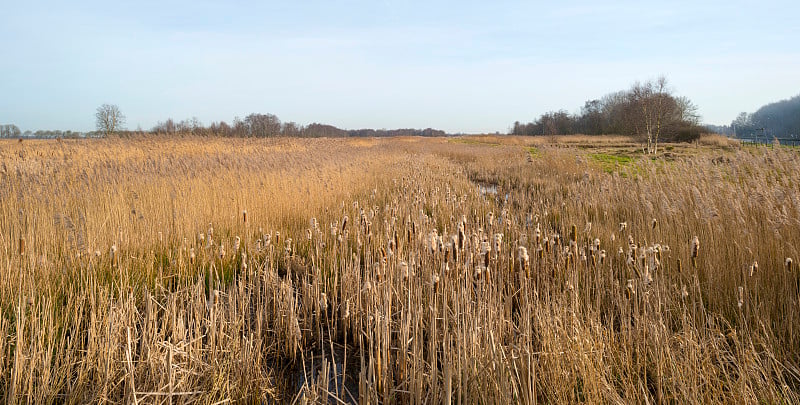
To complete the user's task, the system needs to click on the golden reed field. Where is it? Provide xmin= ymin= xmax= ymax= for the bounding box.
xmin=0 ymin=135 xmax=799 ymax=403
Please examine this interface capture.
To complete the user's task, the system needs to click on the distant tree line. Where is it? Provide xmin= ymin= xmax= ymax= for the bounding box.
xmin=1 ymin=123 xmax=96 ymax=139
xmin=0 ymin=124 xmax=22 ymax=138
xmin=724 ymin=94 xmax=800 ymax=139
xmin=511 ymin=77 xmax=704 ymax=148
xmin=149 ymin=113 xmax=447 ymax=138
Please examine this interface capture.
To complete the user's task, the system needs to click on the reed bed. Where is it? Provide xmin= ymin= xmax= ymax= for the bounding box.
xmin=0 ymin=136 xmax=798 ymax=403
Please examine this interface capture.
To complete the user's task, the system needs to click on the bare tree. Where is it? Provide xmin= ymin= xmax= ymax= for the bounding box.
xmin=0 ymin=124 xmax=22 ymax=138
xmin=95 ymin=104 xmax=126 ymax=137
xmin=630 ymin=76 xmax=672 ymax=154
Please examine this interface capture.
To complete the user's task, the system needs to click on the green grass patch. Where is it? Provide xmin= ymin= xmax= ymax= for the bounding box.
xmin=526 ymin=146 xmax=540 ymax=158
xmin=590 ymin=153 xmax=636 ymax=174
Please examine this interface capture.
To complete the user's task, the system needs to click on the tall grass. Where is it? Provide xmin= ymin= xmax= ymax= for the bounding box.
xmin=0 ymin=135 xmax=798 ymax=403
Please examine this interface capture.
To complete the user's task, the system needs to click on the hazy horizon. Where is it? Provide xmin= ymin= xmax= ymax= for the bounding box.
xmin=2 ymin=1 xmax=799 ymax=133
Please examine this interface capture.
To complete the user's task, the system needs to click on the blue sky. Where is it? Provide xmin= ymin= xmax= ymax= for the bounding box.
xmin=2 ymin=1 xmax=799 ymax=133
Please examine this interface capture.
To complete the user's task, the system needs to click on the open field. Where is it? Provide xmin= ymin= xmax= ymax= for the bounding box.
xmin=1 ymin=135 xmax=799 ymax=403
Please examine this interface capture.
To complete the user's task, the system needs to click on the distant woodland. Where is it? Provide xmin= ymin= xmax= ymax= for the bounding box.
xmin=510 ymin=77 xmax=705 ymax=142
xmin=0 ymin=116 xmax=446 ymax=139
xmin=709 ymin=94 xmax=800 ymax=139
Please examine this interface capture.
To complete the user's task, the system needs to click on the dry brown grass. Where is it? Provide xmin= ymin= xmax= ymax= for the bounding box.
xmin=1 ymin=135 xmax=798 ymax=403
xmin=697 ymin=133 xmax=741 ymax=149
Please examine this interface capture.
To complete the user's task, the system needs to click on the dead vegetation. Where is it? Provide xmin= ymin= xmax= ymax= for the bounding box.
xmin=0 ymin=135 xmax=798 ymax=403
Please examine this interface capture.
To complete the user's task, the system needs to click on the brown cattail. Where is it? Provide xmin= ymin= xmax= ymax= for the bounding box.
xmin=750 ymin=261 xmax=758 ymax=277
xmin=284 ymin=238 xmax=293 ymax=256
xmin=493 ymin=233 xmax=503 ymax=255
xmin=19 ymin=237 xmax=25 ymax=256
xmin=786 ymin=258 xmax=794 ymax=272
xmin=110 ymin=244 xmax=118 ymax=266
xmin=569 ymin=225 xmax=577 ymax=243
xmin=242 ymin=210 xmax=247 ymax=224
xmin=400 ymin=261 xmax=409 ymax=281
xmin=189 ymin=248 xmax=196 ymax=265
xmin=652 ymin=218 xmax=658 ymax=230
xmin=234 ymin=236 xmax=241 ymax=252
xmin=599 ymin=249 xmax=606 ymax=265
xmin=320 ymin=292 xmax=328 ymax=312
xmin=690 ymin=236 xmax=700 ymax=268
xmin=625 ymin=279 xmax=635 ymax=299
xmin=737 ymin=286 xmax=744 ymax=308
xmin=517 ymin=246 xmax=529 ymax=273
xmin=431 ymin=273 xmax=440 ymax=292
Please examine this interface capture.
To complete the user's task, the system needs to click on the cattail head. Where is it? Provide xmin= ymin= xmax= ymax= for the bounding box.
xmin=619 ymin=222 xmax=627 ymax=232
xmin=681 ymin=284 xmax=688 ymax=299
xmin=306 ymin=228 xmax=313 ymax=241
xmin=487 ymin=211 xmax=494 ymax=227
xmin=219 ymin=242 xmax=225 ymax=259
xmin=341 ymin=215 xmax=348 ymax=233
xmin=431 ymin=273 xmax=440 ymax=292
xmin=786 ymin=258 xmax=793 ymax=272
xmin=690 ymin=236 xmax=700 ymax=258
xmin=18 ymin=237 xmax=25 ymax=256
xmin=493 ymin=233 xmax=503 ymax=254
xmin=213 ymin=289 xmax=220 ymax=305
xmin=320 ymin=293 xmax=328 ymax=312
xmin=570 ymin=225 xmax=577 ymax=243
xmin=400 ymin=261 xmax=409 ymax=281
xmin=737 ymin=286 xmax=744 ymax=308
xmin=750 ymin=261 xmax=758 ymax=277
xmin=234 ymin=236 xmax=241 ymax=252
xmin=625 ymin=279 xmax=635 ymax=298
xmin=242 ymin=210 xmax=247 ymax=224
xmin=110 ymin=244 xmax=117 ymax=265
xmin=599 ymin=250 xmax=606 ymax=265
xmin=284 ymin=238 xmax=293 ymax=256
xmin=310 ymin=217 xmax=318 ymax=231
xmin=189 ymin=248 xmax=196 ymax=265
xmin=651 ymin=218 xmax=657 ymax=230
xmin=517 ymin=246 xmax=529 ymax=270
